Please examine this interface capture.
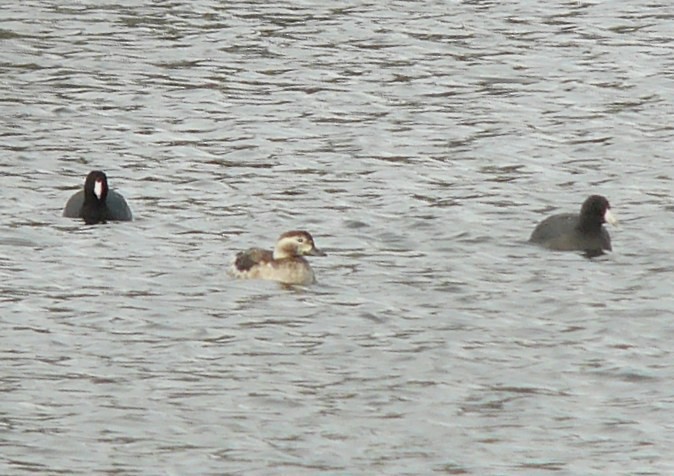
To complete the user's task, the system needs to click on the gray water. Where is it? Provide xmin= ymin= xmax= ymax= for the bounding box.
xmin=2 ymin=1 xmax=674 ymax=474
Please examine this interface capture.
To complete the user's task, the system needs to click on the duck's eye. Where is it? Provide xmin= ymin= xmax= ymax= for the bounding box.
xmin=297 ymin=237 xmax=305 ymax=243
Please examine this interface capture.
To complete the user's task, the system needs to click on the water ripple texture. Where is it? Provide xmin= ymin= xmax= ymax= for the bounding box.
xmin=1 ymin=1 xmax=674 ymax=475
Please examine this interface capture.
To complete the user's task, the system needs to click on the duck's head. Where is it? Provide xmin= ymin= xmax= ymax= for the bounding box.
xmin=273 ymin=230 xmax=326 ymax=259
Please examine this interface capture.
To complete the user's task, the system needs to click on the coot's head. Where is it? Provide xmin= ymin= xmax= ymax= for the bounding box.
xmin=581 ymin=195 xmax=617 ymax=225
xmin=84 ymin=171 xmax=109 ymax=202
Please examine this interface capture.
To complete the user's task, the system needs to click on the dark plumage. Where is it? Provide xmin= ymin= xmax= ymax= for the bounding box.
xmin=63 ymin=171 xmax=132 ymax=225
xmin=234 ymin=248 xmax=274 ymax=272
xmin=529 ymin=195 xmax=617 ymax=257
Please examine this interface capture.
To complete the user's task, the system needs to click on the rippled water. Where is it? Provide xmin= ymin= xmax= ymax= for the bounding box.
xmin=2 ymin=1 xmax=674 ymax=474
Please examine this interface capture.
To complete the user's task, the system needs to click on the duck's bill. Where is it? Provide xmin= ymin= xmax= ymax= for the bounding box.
xmin=604 ymin=209 xmax=618 ymax=226
xmin=308 ymin=248 xmax=327 ymax=256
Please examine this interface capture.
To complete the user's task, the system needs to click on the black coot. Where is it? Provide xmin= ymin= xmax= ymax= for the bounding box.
xmin=63 ymin=171 xmax=133 ymax=225
xmin=529 ymin=195 xmax=617 ymax=257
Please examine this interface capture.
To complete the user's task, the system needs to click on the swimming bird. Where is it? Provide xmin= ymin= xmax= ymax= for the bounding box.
xmin=529 ymin=194 xmax=617 ymax=257
xmin=63 ymin=171 xmax=133 ymax=225
xmin=231 ymin=230 xmax=326 ymax=285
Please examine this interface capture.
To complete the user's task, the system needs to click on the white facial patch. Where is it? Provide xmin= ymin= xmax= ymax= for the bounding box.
xmin=94 ymin=179 xmax=104 ymax=199
xmin=604 ymin=209 xmax=618 ymax=225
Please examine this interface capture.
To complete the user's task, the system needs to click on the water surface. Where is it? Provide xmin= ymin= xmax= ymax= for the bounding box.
xmin=1 ymin=1 xmax=674 ymax=474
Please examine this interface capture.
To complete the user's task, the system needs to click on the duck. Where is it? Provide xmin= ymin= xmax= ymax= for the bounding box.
xmin=529 ymin=194 xmax=617 ymax=257
xmin=231 ymin=230 xmax=326 ymax=285
xmin=63 ymin=171 xmax=133 ymax=225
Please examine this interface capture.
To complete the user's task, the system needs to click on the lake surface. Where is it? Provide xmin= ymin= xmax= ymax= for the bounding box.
xmin=2 ymin=1 xmax=674 ymax=474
